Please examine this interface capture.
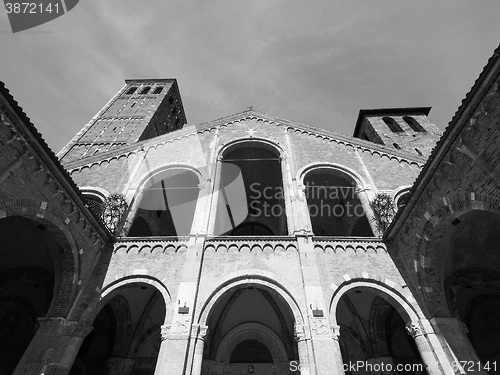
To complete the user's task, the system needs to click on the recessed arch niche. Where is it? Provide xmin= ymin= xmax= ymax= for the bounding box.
xmin=214 ymin=141 xmax=288 ymax=236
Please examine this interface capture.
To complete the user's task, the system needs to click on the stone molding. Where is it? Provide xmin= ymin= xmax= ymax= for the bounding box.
xmin=66 ymin=114 xmax=424 ymax=174
xmin=313 ymin=238 xmax=387 ymax=253
xmin=215 ymin=322 xmax=288 ymax=364
xmin=113 ymin=238 xmax=189 ymax=254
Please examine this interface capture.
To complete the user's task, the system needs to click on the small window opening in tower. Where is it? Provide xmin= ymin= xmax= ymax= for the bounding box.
xmin=393 ymin=143 xmax=401 ymax=150
xmin=131 ymin=102 xmax=136 ymax=108
xmin=415 ymin=147 xmax=423 ymax=156
xmin=403 ymin=116 xmax=426 ymax=132
xmin=139 ymin=86 xmax=151 ymax=95
xmin=382 ymin=117 xmax=404 ymax=132
xmin=125 ymin=87 xmax=137 ymax=95
xmin=153 ymin=86 xmax=164 ymax=94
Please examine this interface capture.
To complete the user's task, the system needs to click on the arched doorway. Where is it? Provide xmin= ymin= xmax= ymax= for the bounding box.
xmin=441 ymin=210 xmax=500 ymax=374
xmin=201 ymin=285 xmax=298 ymax=374
xmin=303 ymin=168 xmax=373 ymax=236
xmin=214 ymin=141 xmax=288 ymax=236
xmin=70 ymin=282 xmax=166 ymax=375
xmin=336 ymin=287 xmax=426 ymax=375
xmin=0 ymin=215 xmax=71 ymax=375
xmin=129 ymin=169 xmax=200 ymax=237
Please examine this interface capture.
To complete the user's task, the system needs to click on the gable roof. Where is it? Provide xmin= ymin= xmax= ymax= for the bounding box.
xmin=62 ymin=108 xmax=427 ymax=170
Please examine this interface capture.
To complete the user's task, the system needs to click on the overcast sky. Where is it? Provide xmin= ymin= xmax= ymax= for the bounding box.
xmin=1 ymin=1 xmax=499 ymax=153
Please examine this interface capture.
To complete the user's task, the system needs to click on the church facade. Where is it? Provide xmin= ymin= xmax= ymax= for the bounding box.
xmin=1 ymin=45 xmax=499 ymax=375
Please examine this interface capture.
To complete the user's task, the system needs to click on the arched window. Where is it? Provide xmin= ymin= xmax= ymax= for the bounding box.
xmin=71 ymin=283 xmax=166 ymax=374
xmin=125 ymin=87 xmax=137 ymax=95
xmin=396 ymin=191 xmax=410 ymax=210
xmin=214 ymin=142 xmax=287 ymax=236
xmin=403 ymin=116 xmax=426 ymax=132
xmin=139 ymin=86 xmax=151 ymax=95
xmin=153 ymin=86 xmax=163 ymax=94
xmin=303 ymin=168 xmax=373 ymax=236
xmin=129 ymin=169 xmax=200 ymax=237
xmin=382 ymin=117 xmax=404 ymax=132
xmin=83 ymin=195 xmax=105 ymax=219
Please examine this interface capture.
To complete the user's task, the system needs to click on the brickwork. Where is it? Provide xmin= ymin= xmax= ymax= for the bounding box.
xmin=3 ymin=45 xmax=500 ymax=374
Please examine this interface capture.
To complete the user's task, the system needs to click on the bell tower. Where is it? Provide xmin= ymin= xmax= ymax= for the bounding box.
xmin=353 ymin=107 xmax=442 ymax=158
xmin=58 ymin=79 xmax=186 ymax=163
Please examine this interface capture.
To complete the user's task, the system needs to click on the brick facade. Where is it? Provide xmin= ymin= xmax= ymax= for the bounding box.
xmin=1 ymin=43 xmax=500 ymax=375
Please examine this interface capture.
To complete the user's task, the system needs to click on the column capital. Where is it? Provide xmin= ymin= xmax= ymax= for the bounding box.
xmin=294 ymin=323 xmax=308 ymax=342
xmin=160 ymin=324 xmax=171 ymax=341
xmin=331 ymin=324 xmax=341 ymax=338
xmin=37 ymin=317 xmax=93 ymax=338
xmin=405 ymin=322 xmax=424 ymax=338
xmin=199 ymin=325 xmax=209 ymax=340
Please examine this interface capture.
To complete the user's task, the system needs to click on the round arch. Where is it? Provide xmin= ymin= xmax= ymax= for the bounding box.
xmin=211 ymin=138 xmax=292 ymax=236
xmin=126 ymin=165 xmax=203 ymax=237
xmin=85 ymin=275 xmax=172 ymax=325
xmin=80 ymin=186 xmax=110 ymax=201
xmin=134 ymin=164 xmax=204 ymax=193
xmin=215 ymin=322 xmax=288 ymax=364
xmin=0 ymin=201 xmax=80 ymax=317
xmin=412 ymin=193 xmax=500 ymax=316
xmin=298 ymin=163 xmax=375 ymax=237
xmin=196 ymin=271 xmax=305 ymax=328
xmin=215 ymin=137 xmax=287 ymax=161
xmin=297 ymin=162 xmax=370 ymax=191
xmin=329 ymin=279 xmax=424 ymax=325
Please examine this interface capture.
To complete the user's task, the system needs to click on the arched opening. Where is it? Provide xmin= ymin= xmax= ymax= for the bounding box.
xmin=83 ymin=194 xmax=105 ymax=219
xmin=382 ymin=117 xmax=404 ymax=133
xmin=214 ymin=142 xmax=288 ymax=236
xmin=129 ymin=169 xmax=200 ymax=237
xmin=303 ymin=168 xmax=374 ymax=236
xmin=441 ymin=210 xmax=500 ymax=372
xmin=403 ymin=117 xmax=426 ymax=132
xmin=336 ymin=288 xmax=426 ymax=375
xmin=396 ymin=191 xmax=410 ymax=211
xmin=70 ymin=282 xmax=166 ymax=375
xmin=202 ymin=285 xmax=297 ymax=374
xmin=0 ymin=216 xmax=67 ymax=375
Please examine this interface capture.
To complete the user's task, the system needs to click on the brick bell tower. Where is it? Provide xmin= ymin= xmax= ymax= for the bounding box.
xmin=353 ymin=107 xmax=442 ymax=158
xmin=58 ymin=79 xmax=186 ymax=163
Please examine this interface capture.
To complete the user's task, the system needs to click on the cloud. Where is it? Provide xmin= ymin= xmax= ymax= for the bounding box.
xmin=0 ymin=0 xmax=499 ymax=152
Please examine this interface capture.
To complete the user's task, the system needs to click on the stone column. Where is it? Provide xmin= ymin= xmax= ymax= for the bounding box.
xmin=406 ymin=322 xmax=443 ymax=375
xmin=292 ymin=184 xmax=313 ymax=235
xmin=431 ymin=317 xmax=486 ymax=375
xmin=331 ymin=325 xmax=346 ymax=375
xmin=13 ymin=317 xmax=92 ymax=375
xmin=191 ymin=325 xmax=208 ymax=375
xmin=295 ymin=324 xmax=311 ymax=375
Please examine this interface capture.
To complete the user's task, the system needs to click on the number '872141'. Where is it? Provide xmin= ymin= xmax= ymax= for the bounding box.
xmin=5 ymin=3 xmax=60 ymax=14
